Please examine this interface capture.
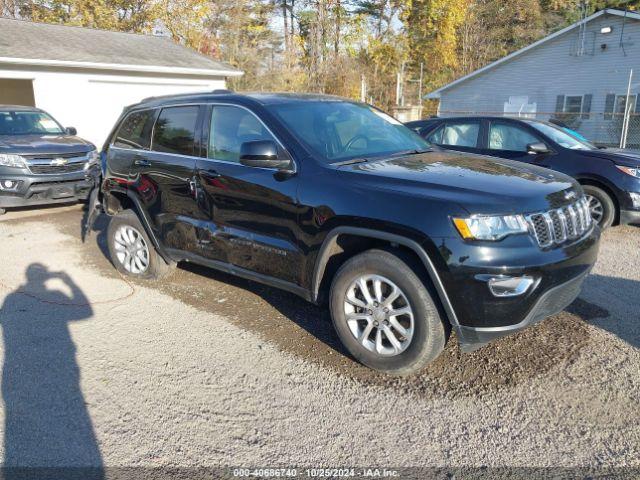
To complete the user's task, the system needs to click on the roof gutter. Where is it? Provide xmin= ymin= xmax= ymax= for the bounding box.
xmin=0 ymin=56 xmax=244 ymax=77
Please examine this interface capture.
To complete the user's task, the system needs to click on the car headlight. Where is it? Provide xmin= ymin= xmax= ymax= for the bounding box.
xmin=0 ymin=153 xmax=27 ymax=169
xmin=453 ymin=215 xmax=529 ymax=241
xmin=616 ymin=165 xmax=640 ymax=178
xmin=84 ymin=150 xmax=100 ymax=171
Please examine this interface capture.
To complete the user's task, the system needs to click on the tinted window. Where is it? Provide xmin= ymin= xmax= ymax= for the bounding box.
xmin=441 ymin=121 xmax=480 ymax=147
xmin=0 ymin=111 xmax=64 ymax=135
xmin=209 ymin=105 xmax=276 ymax=163
xmin=489 ymin=123 xmax=540 ymax=152
xmin=113 ymin=109 xmax=156 ymax=150
xmin=152 ymin=106 xmax=199 ymax=156
xmin=269 ymin=101 xmax=429 ymax=164
xmin=426 ymin=125 xmax=444 ymax=144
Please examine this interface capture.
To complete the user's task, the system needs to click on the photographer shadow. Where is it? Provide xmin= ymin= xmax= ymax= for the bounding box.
xmin=0 ymin=264 xmax=103 ymax=478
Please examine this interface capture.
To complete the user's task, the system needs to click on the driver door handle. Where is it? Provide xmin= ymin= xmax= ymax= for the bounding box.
xmin=133 ymin=157 xmax=151 ymax=168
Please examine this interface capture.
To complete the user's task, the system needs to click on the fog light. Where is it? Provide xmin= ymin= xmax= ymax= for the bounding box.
xmin=630 ymin=192 xmax=640 ymax=209
xmin=487 ymin=276 xmax=536 ymax=297
xmin=0 ymin=180 xmax=19 ymax=191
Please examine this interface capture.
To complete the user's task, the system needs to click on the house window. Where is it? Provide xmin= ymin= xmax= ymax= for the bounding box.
xmin=564 ymin=96 xmax=584 ymax=116
xmin=615 ymin=95 xmax=638 ymax=116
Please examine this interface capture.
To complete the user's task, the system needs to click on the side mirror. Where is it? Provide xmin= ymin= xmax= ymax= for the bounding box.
xmin=527 ymin=142 xmax=550 ymax=155
xmin=239 ymin=140 xmax=292 ymax=170
xmin=65 ymin=127 xmax=78 ymax=136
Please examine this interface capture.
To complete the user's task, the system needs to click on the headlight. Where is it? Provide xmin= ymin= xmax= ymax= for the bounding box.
xmin=453 ymin=215 xmax=529 ymax=241
xmin=0 ymin=153 xmax=27 ymax=169
xmin=84 ymin=150 xmax=100 ymax=171
xmin=616 ymin=165 xmax=640 ymax=178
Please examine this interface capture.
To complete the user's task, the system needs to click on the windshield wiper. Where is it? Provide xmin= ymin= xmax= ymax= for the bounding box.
xmin=391 ymin=148 xmax=431 ymax=157
xmin=330 ymin=158 xmax=369 ymax=166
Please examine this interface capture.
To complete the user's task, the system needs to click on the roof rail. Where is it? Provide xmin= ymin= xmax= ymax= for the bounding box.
xmin=140 ymin=89 xmax=234 ymax=104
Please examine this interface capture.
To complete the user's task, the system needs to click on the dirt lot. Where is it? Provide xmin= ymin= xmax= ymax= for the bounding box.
xmin=0 ymin=204 xmax=638 ymax=472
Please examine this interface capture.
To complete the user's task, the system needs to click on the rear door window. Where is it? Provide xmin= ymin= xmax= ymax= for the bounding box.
xmin=113 ymin=109 xmax=156 ymax=150
xmin=152 ymin=106 xmax=199 ymax=156
xmin=440 ymin=121 xmax=481 ymax=147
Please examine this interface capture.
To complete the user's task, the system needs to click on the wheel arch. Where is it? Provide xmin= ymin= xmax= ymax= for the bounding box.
xmin=311 ymin=227 xmax=459 ymax=327
xmin=104 ymin=188 xmax=173 ymax=264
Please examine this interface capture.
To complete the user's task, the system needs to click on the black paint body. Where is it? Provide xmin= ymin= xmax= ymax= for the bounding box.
xmin=98 ymin=93 xmax=600 ymax=349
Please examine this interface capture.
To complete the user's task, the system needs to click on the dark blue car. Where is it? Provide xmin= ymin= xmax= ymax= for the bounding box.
xmin=406 ymin=116 xmax=640 ymax=228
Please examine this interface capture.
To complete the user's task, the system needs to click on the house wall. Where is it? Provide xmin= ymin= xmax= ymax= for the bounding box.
xmin=437 ymin=13 xmax=640 ymax=144
xmin=0 ymin=64 xmax=226 ymax=147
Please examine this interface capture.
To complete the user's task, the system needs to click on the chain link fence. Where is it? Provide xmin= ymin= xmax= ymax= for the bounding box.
xmin=436 ymin=110 xmax=640 ymax=149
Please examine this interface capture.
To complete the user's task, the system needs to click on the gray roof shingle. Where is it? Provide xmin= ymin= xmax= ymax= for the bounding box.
xmin=0 ymin=17 xmax=242 ymax=76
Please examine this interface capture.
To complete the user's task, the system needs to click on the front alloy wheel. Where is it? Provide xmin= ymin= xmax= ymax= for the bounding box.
xmin=585 ymin=194 xmax=604 ymax=224
xmin=330 ymin=249 xmax=448 ymax=376
xmin=344 ymin=275 xmax=414 ymax=356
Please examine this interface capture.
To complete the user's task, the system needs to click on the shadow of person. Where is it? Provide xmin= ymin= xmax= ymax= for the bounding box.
xmin=0 ymin=264 xmax=103 ymax=478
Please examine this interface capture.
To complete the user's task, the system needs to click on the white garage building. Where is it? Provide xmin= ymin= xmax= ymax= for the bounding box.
xmin=0 ymin=18 xmax=242 ymax=147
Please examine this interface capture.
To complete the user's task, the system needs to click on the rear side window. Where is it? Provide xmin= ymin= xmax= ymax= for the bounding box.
xmin=441 ymin=121 xmax=480 ymax=147
xmin=152 ymin=106 xmax=199 ymax=156
xmin=113 ymin=109 xmax=156 ymax=150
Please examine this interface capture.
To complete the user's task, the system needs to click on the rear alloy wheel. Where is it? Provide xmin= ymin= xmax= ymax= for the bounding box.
xmin=107 ymin=209 xmax=175 ymax=280
xmin=583 ymin=185 xmax=615 ymax=229
xmin=330 ymin=249 xmax=448 ymax=375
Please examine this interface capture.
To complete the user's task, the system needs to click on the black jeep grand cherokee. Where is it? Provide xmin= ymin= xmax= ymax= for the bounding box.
xmin=96 ymin=92 xmax=600 ymax=375
xmin=0 ymin=105 xmax=97 ymax=214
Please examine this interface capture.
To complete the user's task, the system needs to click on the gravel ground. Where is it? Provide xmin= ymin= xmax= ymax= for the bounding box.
xmin=0 ymin=205 xmax=638 ymax=473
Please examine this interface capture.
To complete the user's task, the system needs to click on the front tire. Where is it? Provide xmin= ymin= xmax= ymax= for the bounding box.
xmin=107 ymin=209 xmax=175 ymax=280
xmin=329 ymin=249 xmax=448 ymax=376
xmin=583 ymin=185 xmax=615 ymax=229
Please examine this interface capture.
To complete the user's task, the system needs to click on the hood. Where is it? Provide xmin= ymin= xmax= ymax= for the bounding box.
xmin=337 ymin=150 xmax=579 ymax=215
xmin=574 ymin=148 xmax=640 ymax=168
xmin=0 ymin=134 xmax=95 ymax=155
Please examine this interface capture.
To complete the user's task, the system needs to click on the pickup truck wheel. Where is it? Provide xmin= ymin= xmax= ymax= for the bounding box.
xmin=330 ymin=249 xmax=447 ymax=376
xmin=107 ymin=209 xmax=175 ymax=280
xmin=583 ymin=185 xmax=615 ymax=229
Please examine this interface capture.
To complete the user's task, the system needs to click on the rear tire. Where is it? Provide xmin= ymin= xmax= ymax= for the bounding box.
xmin=107 ymin=209 xmax=175 ymax=280
xmin=583 ymin=185 xmax=615 ymax=229
xmin=0 ymin=208 xmax=5 ymax=216
xmin=329 ymin=249 xmax=448 ymax=376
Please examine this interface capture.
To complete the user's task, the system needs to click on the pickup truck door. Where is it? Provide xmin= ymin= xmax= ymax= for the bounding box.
xmin=194 ymin=104 xmax=303 ymax=286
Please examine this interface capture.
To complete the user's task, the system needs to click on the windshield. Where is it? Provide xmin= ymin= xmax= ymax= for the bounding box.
xmin=0 ymin=111 xmax=65 ymax=135
xmin=268 ymin=101 xmax=430 ymax=163
xmin=529 ymin=122 xmax=596 ymax=151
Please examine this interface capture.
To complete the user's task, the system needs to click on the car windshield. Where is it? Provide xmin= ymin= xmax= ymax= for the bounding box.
xmin=528 ymin=122 xmax=596 ymax=151
xmin=0 ymin=110 xmax=65 ymax=135
xmin=268 ymin=101 xmax=430 ymax=163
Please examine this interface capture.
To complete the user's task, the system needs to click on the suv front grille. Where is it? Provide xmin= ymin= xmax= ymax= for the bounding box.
xmin=526 ymin=197 xmax=592 ymax=248
xmin=22 ymin=152 xmax=89 ymax=175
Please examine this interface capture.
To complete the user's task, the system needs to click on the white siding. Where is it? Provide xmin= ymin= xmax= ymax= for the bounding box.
xmin=0 ymin=65 xmax=225 ymax=147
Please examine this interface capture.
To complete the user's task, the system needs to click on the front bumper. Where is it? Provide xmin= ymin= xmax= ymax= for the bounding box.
xmin=434 ymin=226 xmax=601 ymax=350
xmin=0 ymin=171 xmax=93 ymax=208
xmin=456 ymin=269 xmax=590 ymax=351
